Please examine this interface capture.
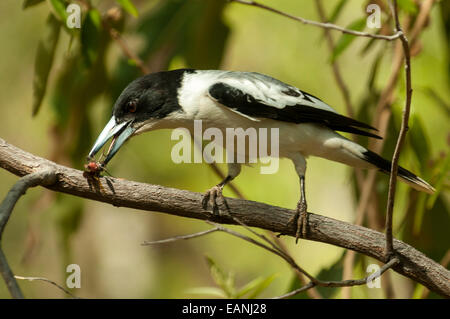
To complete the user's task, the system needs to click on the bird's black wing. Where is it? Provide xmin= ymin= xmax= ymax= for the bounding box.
xmin=208 ymin=78 xmax=381 ymax=139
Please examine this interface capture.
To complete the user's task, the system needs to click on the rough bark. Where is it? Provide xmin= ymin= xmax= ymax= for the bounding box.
xmin=0 ymin=138 xmax=449 ymax=297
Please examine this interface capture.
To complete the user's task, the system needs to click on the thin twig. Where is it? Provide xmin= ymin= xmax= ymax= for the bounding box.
xmin=340 ymin=0 xmax=434 ymax=296
xmin=142 ymin=227 xmax=220 ymax=245
xmin=229 ymin=0 xmax=402 ymax=40
xmin=314 ymin=0 xmax=386 ymax=298
xmin=144 ymin=220 xmax=400 ymax=297
xmin=106 ymin=26 xmax=150 ymax=75
xmin=14 ymin=275 xmax=80 ymax=299
xmin=230 ymin=216 xmax=287 ymax=258
xmin=314 ymin=0 xmax=354 ymax=119
xmin=275 ymin=257 xmax=399 ymax=299
xmin=384 ymin=0 xmax=413 ymax=259
xmin=358 ymin=0 xmax=433 ymax=219
xmin=269 ymin=232 xmax=323 ymax=299
xmin=0 ymin=168 xmax=57 ymax=299
xmin=274 ymin=281 xmax=316 ymax=299
xmin=205 ymin=221 xmax=318 ymax=280
xmin=213 ymin=221 xmax=400 ymax=297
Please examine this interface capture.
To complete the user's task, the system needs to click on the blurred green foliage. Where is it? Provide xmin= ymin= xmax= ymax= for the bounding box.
xmin=0 ymin=0 xmax=448 ymax=298
xmin=187 ymin=256 xmax=276 ymax=299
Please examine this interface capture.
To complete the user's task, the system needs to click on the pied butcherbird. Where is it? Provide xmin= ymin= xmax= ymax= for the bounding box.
xmin=88 ymin=69 xmax=434 ymax=241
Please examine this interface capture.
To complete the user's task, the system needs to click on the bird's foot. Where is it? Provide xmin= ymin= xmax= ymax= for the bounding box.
xmin=288 ymin=201 xmax=308 ymax=243
xmin=201 ymin=185 xmax=229 ymax=217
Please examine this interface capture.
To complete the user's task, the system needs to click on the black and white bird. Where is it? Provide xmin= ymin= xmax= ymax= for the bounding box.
xmin=88 ymin=69 xmax=435 ymax=240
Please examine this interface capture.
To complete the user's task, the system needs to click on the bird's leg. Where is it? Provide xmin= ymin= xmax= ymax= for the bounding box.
xmin=288 ymin=175 xmax=308 ymax=243
xmin=298 ymin=175 xmax=308 ymax=240
xmin=202 ymin=175 xmax=232 ymax=216
xmin=287 ymin=153 xmax=308 ymax=243
xmin=202 ymin=163 xmax=241 ymax=216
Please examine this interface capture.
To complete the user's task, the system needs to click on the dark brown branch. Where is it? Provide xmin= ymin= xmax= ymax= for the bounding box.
xmin=0 ymin=168 xmax=57 ymax=299
xmin=0 ymin=249 xmax=22 ymax=299
xmin=384 ymin=0 xmax=413 ymax=258
xmin=229 ymin=0 xmax=402 ymax=40
xmin=0 ymin=138 xmax=449 ymax=297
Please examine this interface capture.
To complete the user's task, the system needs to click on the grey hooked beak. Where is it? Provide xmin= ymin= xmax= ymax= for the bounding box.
xmin=88 ymin=116 xmax=136 ymax=165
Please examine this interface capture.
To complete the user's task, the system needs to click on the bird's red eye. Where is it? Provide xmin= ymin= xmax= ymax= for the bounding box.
xmin=127 ymin=100 xmax=137 ymax=113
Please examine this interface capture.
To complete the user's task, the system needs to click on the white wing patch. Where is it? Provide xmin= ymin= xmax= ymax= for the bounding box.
xmin=178 ymin=70 xmax=338 ymax=121
xmin=217 ymin=71 xmax=338 ymax=113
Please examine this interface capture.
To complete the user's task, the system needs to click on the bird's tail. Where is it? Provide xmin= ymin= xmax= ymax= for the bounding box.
xmin=361 ymin=149 xmax=435 ymax=194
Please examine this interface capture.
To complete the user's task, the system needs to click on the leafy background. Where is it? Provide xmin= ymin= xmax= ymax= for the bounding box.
xmin=0 ymin=0 xmax=448 ymax=298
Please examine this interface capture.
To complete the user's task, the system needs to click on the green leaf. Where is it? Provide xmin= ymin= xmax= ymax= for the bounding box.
xmin=329 ymin=0 xmax=348 ymax=23
xmin=236 ymin=274 xmax=277 ymax=299
xmin=32 ymin=13 xmax=61 ymax=116
xmin=331 ymin=18 xmax=366 ymax=62
xmin=397 ymin=0 xmax=418 ymax=14
xmin=22 ymin=0 xmax=45 ymax=9
xmin=116 ymin=0 xmax=138 ymax=17
xmin=205 ymin=256 xmax=236 ymax=298
xmin=47 ymin=0 xmax=69 ymax=23
xmin=185 ymin=287 xmax=227 ymax=298
xmin=81 ymin=9 xmax=103 ymax=66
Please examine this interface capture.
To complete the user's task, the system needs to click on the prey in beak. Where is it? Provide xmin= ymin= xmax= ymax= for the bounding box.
xmin=87 ymin=116 xmax=136 ymax=166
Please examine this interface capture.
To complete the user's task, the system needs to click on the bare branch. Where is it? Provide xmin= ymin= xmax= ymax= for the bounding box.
xmin=142 ymin=227 xmax=220 ymax=245
xmin=14 ymin=275 xmax=80 ymax=299
xmin=384 ymin=0 xmax=413 ymax=259
xmin=0 ymin=138 xmax=448 ymax=297
xmin=274 ymin=281 xmax=316 ymax=299
xmin=144 ymin=220 xmax=400 ymax=298
xmin=0 ymin=250 xmax=23 ymax=299
xmin=275 ymin=257 xmax=400 ymax=299
xmin=0 ymin=169 xmax=56 ymax=238
xmin=0 ymin=168 xmax=57 ymax=299
xmin=106 ymin=26 xmax=150 ymax=75
xmin=229 ymin=0 xmax=402 ymax=41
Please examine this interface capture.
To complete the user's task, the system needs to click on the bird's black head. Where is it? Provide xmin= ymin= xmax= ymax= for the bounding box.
xmin=113 ymin=71 xmax=183 ymax=124
xmin=88 ymin=69 xmax=193 ymax=165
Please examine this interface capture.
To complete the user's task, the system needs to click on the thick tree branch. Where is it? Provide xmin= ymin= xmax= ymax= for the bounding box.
xmin=0 ymin=138 xmax=449 ymax=297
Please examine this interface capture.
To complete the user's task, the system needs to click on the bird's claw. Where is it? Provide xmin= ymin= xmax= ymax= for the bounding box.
xmin=201 ymin=185 xmax=229 ymax=217
xmin=288 ymin=201 xmax=308 ymax=243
